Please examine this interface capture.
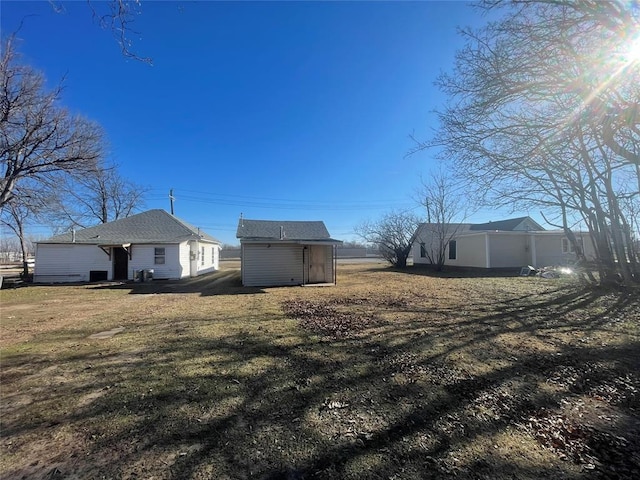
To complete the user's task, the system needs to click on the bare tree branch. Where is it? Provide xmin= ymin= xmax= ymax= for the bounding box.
xmin=415 ymin=169 xmax=472 ymax=271
xmin=1 ymin=36 xmax=104 ymax=208
xmin=47 ymin=0 xmax=152 ymax=64
xmin=85 ymin=0 xmax=153 ymax=65
xmin=42 ymin=161 xmax=148 ymax=230
xmin=418 ymin=0 xmax=640 ymax=284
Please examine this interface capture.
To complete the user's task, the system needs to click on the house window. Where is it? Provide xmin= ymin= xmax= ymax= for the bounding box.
xmin=154 ymin=247 xmax=166 ymax=265
xmin=448 ymin=240 xmax=457 ymax=260
xmin=201 ymin=246 xmax=205 ymax=265
xmin=562 ymin=237 xmax=583 ymax=254
xmin=212 ymin=247 xmax=215 ymax=263
xmin=420 ymin=242 xmax=426 ymax=258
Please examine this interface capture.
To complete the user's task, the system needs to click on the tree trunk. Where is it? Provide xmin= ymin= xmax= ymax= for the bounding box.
xmin=18 ymin=224 xmax=28 ymax=279
xmin=395 ymin=253 xmax=407 ymax=269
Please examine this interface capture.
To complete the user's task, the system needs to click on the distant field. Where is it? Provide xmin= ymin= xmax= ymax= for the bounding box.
xmin=1 ymin=263 xmax=638 ymax=479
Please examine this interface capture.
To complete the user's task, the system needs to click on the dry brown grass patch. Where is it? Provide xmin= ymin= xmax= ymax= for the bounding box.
xmin=1 ymin=264 xmax=638 ymax=479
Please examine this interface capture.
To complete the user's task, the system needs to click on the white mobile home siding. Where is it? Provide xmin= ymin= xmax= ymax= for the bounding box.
xmin=413 ymin=238 xmax=443 ymax=265
xmin=451 ymin=234 xmax=488 ymax=268
xmin=242 ymin=243 xmax=303 ymax=287
xmin=487 ymin=233 xmax=530 ymax=268
xmin=533 ymin=233 xmax=596 ymax=267
xmin=532 ymin=234 xmax=566 ymax=266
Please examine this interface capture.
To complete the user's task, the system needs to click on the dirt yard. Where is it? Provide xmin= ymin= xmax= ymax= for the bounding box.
xmin=1 ymin=263 xmax=638 ymax=479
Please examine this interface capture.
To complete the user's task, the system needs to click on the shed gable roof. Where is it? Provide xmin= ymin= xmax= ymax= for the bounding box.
xmin=236 ymin=219 xmax=336 ymax=241
xmin=39 ymin=209 xmax=221 ymax=245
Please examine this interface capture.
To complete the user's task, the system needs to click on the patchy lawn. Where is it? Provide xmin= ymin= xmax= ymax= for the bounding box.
xmin=1 ymin=263 xmax=638 ymax=479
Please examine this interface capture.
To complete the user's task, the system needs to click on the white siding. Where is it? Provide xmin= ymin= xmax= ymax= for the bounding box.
xmin=179 ymin=243 xmax=192 ymax=278
xmin=452 ymin=234 xmax=488 ymax=268
xmin=413 ymin=232 xmax=488 ymax=268
xmin=242 ymin=243 xmax=303 ymax=287
xmin=35 ymin=242 xmax=190 ymax=283
xmin=129 ymin=244 xmax=184 ymax=279
xmin=413 ymin=225 xmax=468 ymax=266
xmin=34 ymin=244 xmax=112 ymax=283
xmin=413 ymin=228 xmax=443 ymax=265
xmin=214 ymin=244 xmax=220 ymax=269
xmin=533 ymin=233 xmax=596 ymax=267
xmin=192 ymin=241 xmax=220 ymax=276
xmin=487 ymin=233 xmax=529 ymax=268
xmin=534 ymin=235 xmax=566 ymax=266
xmin=581 ymin=234 xmax=597 ymax=262
xmin=413 ymin=227 xmax=597 ymax=270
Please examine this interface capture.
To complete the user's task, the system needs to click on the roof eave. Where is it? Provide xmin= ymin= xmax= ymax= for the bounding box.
xmin=239 ymin=238 xmax=342 ymax=245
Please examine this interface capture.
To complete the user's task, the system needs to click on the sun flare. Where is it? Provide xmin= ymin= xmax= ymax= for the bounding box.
xmin=626 ymin=35 xmax=640 ymax=63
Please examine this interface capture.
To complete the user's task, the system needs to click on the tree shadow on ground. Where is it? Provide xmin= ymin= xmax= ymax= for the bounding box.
xmin=1 ymin=276 xmax=638 ymax=479
xmin=87 ymin=269 xmax=266 ymax=296
xmin=403 ymin=264 xmax=529 ymax=278
xmin=357 ymin=263 xmax=526 ymax=278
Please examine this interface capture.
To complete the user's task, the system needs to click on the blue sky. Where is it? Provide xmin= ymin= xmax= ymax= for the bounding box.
xmin=2 ymin=0 xmax=502 ymax=245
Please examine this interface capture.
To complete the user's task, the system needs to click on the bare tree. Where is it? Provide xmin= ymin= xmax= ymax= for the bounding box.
xmin=1 ymin=37 xmax=104 ymax=209
xmin=43 ymin=161 xmax=147 ymax=230
xmin=355 ymin=211 xmax=421 ymax=268
xmin=0 ymin=198 xmax=32 ymax=277
xmin=0 ymin=38 xmax=143 ymax=267
xmin=0 ymin=234 xmax=24 ymax=263
xmin=0 ymin=171 xmax=50 ymax=275
xmin=415 ymin=0 xmax=640 ymax=284
xmin=416 ymin=169 xmax=471 ymax=271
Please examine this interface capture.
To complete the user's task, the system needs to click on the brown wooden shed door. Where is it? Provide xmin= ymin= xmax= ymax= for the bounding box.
xmin=308 ymin=246 xmax=326 ymax=283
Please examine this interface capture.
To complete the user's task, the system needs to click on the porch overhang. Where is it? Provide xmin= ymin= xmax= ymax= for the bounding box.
xmin=97 ymin=243 xmax=132 ymax=260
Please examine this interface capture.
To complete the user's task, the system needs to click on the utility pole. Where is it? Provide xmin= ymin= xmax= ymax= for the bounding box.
xmin=169 ymin=189 xmax=175 ymax=215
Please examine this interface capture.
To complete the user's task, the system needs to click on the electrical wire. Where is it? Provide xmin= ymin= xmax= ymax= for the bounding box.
xmin=146 ymin=188 xmax=413 ymax=211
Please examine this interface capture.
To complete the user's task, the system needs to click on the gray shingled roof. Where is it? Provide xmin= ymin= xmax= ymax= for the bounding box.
xmin=236 ymin=219 xmax=340 ymax=242
xmin=39 ymin=209 xmax=221 ymax=245
xmin=468 ymin=216 xmax=543 ymax=231
xmin=417 ymin=216 xmax=545 ymax=236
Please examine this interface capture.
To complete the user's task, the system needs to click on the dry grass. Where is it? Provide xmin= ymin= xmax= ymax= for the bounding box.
xmin=1 ymin=263 xmax=638 ymax=479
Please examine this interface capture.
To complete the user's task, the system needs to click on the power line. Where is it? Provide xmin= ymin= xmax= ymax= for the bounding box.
xmin=149 ymin=188 xmax=408 ymax=205
xmin=146 ymin=189 xmax=413 ymax=211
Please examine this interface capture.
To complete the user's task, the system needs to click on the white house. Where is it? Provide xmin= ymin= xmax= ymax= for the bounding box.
xmin=412 ymin=216 xmax=597 ymax=269
xmin=236 ymin=218 xmax=342 ymax=287
xmin=34 ymin=209 xmax=221 ymax=283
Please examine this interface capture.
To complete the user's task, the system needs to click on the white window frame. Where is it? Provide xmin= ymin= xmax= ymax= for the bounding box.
xmin=154 ymin=247 xmax=166 ymax=265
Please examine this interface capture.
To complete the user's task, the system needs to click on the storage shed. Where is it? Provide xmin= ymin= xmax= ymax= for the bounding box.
xmin=236 ymin=218 xmax=342 ymax=287
xmin=34 ymin=209 xmax=221 ymax=283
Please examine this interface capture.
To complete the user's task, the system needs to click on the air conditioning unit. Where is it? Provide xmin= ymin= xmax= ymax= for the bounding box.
xmin=142 ymin=269 xmax=154 ymax=282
